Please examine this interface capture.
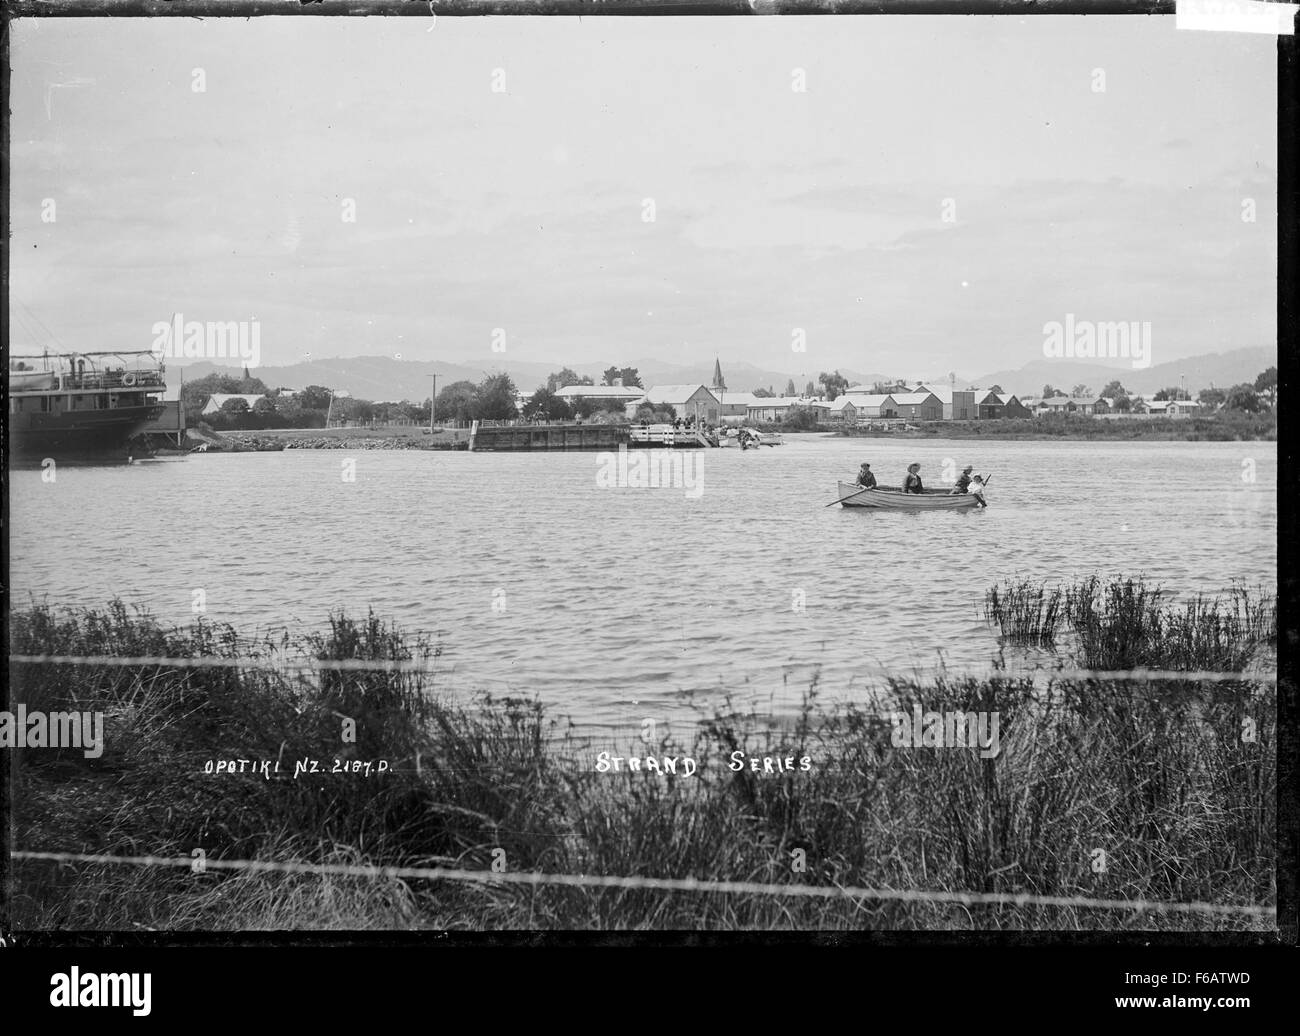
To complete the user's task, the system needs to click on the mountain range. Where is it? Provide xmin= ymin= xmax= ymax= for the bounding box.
xmin=166 ymin=347 xmax=1274 ymax=402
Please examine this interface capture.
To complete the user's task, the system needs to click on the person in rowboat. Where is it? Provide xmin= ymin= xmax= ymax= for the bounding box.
xmin=950 ymin=465 xmax=973 ymax=494
xmin=970 ymin=473 xmax=988 ymax=507
xmin=856 ymin=463 xmax=877 ymax=490
xmin=904 ymin=463 xmax=924 ymax=493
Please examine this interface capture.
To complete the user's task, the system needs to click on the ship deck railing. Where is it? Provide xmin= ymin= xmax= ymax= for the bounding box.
xmin=58 ymin=371 xmax=168 ymax=391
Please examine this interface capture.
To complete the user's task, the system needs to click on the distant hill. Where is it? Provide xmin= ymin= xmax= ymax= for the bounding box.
xmin=168 ymin=356 xmax=561 ymax=401
xmin=966 ymin=347 xmax=1274 ymax=397
xmin=165 ymin=347 xmax=1273 ymax=402
xmin=166 ymin=355 xmax=890 ymax=401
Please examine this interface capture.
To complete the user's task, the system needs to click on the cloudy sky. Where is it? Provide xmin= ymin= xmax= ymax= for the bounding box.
xmin=9 ymin=14 xmax=1277 ymax=379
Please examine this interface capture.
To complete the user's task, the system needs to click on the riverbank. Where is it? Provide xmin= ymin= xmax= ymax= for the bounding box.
xmin=8 ymin=578 xmax=1276 ymax=931
xmin=834 ymin=412 xmax=1276 ymax=441
xmin=187 ymin=425 xmax=470 ymax=452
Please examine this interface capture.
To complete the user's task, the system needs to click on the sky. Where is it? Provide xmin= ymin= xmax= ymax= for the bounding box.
xmin=8 ymin=14 xmax=1278 ymax=380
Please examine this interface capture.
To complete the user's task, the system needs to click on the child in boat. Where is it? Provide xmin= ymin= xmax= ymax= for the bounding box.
xmin=904 ymin=463 xmax=924 ymax=493
xmin=856 ymin=463 xmax=877 ymax=489
xmin=970 ymin=474 xmax=988 ymax=507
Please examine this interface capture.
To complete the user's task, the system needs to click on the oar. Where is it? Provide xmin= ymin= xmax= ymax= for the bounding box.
xmin=826 ymin=483 xmax=876 ymax=507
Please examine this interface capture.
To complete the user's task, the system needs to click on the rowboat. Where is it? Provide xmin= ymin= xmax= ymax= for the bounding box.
xmin=836 ymin=481 xmax=984 ymax=510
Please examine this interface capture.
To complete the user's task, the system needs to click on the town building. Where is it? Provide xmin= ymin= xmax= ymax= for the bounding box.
xmin=849 ymin=393 xmax=900 ymax=418
xmin=641 ymin=384 xmax=722 ymax=424
xmin=993 ymin=393 xmax=1032 ymax=418
xmin=744 ymin=397 xmax=829 ymax=423
xmin=917 ymin=384 xmax=977 ymax=420
xmin=555 ymin=383 xmax=647 ymax=404
xmin=714 ymin=391 xmax=764 ymax=422
xmin=888 ymin=391 xmax=943 ymax=421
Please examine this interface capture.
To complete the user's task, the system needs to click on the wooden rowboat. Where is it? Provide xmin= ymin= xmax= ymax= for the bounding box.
xmin=836 ymin=481 xmax=984 ymax=510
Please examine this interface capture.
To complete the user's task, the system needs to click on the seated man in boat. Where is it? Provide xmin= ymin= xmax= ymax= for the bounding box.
xmin=856 ymin=463 xmax=877 ymax=490
xmin=951 ymin=465 xmax=973 ymax=494
xmin=904 ymin=463 xmax=924 ymax=493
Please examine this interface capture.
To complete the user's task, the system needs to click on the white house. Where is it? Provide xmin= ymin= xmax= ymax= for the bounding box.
xmin=555 ymin=384 xmax=646 ymax=403
xmin=202 ymin=393 xmax=269 ymax=415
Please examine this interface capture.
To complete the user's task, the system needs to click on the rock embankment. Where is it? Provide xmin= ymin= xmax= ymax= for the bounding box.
xmin=209 ymin=434 xmax=466 ymax=452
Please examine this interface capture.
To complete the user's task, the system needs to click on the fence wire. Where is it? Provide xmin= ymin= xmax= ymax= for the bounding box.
xmin=6 ymin=653 xmax=1279 ymax=684
xmin=9 ymin=850 xmax=1274 ymax=919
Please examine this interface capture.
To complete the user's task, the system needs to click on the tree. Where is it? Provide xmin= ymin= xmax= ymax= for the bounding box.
xmin=297 ymin=385 xmax=333 ymax=411
xmin=634 ymin=401 xmax=676 ymax=423
xmin=572 ymin=396 xmax=627 ymax=419
xmin=1224 ymin=384 xmax=1261 ymax=412
xmin=782 ymin=404 xmax=822 ymax=430
xmin=805 ymin=381 xmax=816 ymax=397
xmin=220 ymin=397 xmax=251 ymax=414
xmin=987 ymin=384 xmax=1004 ymax=394
xmin=619 ymin=367 xmax=643 ymax=389
xmin=1042 ymin=384 xmax=1061 ymax=399
xmin=1198 ymin=387 xmax=1226 ymax=409
xmin=1112 ymin=394 xmax=1132 ymax=412
xmin=818 ymin=370 xmax=850 ymax=401
xmin=545 ymin=368 xmax=592 ymax=392
xmin=1101 ymin=379 xmax=1127 ymax=399
xmin=522 ymin=387 xmax=571 ymax=421
xmin=1071 ymin=384 xmax=1092 ymax=398
xmin=339 ymin=398 xmax=375 ymax=424
xmin=1153 ymin=386 xmax=1187 ymax=402
xmin=180 ymin=373 xmax=264 ymax=422
xmin=753 ymin=387 xmax=775 ymax=398
xmin=601 ymin=366 xmax=622 ymax=386
xmin=252 ymin=397 xmax=277 ymax=415
xmin=476 ymin=373 xmax=518 ymax=420
xmin=785 ymin=379 xmax=797 ymax=397
xmin=436 ymin=380 xmax=479 ymax=423
xmin=1254 ymin=366 xmax=1277 ymax=406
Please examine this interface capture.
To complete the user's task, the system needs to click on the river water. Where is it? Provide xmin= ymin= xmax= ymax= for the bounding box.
xmin=8 ymin=435 xmax=1277 ymax=733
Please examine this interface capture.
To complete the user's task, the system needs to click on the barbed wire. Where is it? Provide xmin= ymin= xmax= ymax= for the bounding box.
xmin=9 ymin=850 xmax=1274 ymax=919
xmin=5 ymin=653 xmax=1278 ymax=684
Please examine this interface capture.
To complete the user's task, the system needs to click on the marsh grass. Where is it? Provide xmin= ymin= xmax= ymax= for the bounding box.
xmin=8 ymin=598 xmax=1276 ymax=931
xmin=985 ymin=576 xmax=1276 ymax=673
xmin=984 ymin=579 xmax=1067 ymax=644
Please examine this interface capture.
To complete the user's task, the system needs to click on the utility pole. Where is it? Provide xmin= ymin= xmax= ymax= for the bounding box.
xmin=427 ymin=374 xmax=437 ymax=430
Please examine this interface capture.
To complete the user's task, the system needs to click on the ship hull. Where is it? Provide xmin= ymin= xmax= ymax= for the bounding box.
xmin=8 ymin=405 xmax=167 ymax=460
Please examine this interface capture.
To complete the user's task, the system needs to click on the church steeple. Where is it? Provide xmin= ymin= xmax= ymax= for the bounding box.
xmin=712 ymin=358 xmax=726 ymax=392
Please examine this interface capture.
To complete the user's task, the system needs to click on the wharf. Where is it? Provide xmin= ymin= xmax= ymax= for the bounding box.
xmin=468 ymin=421 xmax=715 ymax=451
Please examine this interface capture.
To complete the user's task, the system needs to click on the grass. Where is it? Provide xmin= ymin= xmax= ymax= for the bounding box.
xmin=984 ymin=579 xmax=1067 ymax=645
xmin=835 ymin=411 xmax=1277 ymax=441
xmin=984 ymin=576 xmax=1276 ymax=673
xmin=7 ymin=597 xmax=1276 ymax=931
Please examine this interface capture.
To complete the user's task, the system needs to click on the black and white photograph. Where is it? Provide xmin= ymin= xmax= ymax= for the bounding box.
xmin=1 ymin=0 xmax=1291 ymax=1002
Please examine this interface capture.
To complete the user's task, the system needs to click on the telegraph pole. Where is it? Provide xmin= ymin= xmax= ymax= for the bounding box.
xmin=427 ymin=374 xmax=437 ymax=430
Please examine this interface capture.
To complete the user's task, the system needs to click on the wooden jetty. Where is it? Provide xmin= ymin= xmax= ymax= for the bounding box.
xmin=468 ymin=420 xmax=717 ymax=451
xmin=469 ymin=421 xmax=629 ymax=452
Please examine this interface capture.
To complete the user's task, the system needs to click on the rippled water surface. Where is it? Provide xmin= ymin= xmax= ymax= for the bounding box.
xmin=8 ymin=436 xmax=1277 ymax=730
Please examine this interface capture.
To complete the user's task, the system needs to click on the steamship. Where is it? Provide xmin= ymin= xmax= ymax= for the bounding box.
xmin=8 ymin=350 xmax=172 ymax=460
